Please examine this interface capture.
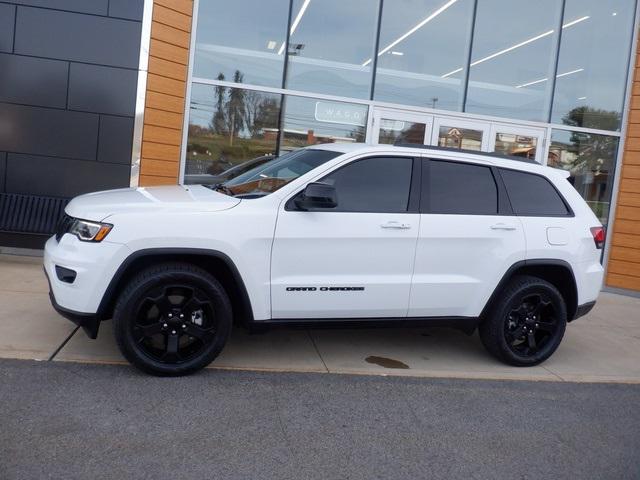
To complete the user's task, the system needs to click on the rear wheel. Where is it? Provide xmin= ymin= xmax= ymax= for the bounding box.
xmin=113 ymin=262 xmax=232 ymax=376
xmin=479 ymin=275 xmax=567 ymax=366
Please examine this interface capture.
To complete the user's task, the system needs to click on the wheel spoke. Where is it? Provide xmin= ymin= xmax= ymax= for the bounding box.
xmin=184 ymin=324 xmax=215 ymax=342
xmin=134 ymin=323 xmax=163 ymax=340
xmin=527 ymin=332 xmax=537 ymax=350
xmin=536 ymin=321 xmax=555 ymax=332
xmin=164 ymin=334 xmax=181 ymax=361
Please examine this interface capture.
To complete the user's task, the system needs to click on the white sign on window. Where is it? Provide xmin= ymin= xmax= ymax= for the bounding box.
xmin=314 ymin=101 xmax=367 ymax=126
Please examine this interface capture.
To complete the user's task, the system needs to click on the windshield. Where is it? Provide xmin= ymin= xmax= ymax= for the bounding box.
xmin=219 ymin=149 xmax=341 ymax=197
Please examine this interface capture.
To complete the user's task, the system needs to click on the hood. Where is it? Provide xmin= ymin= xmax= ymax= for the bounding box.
xmin=65 ymin=185 xmax=241 ymax=221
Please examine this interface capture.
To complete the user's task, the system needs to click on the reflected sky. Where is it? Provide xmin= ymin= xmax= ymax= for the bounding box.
xmin=190 ymin=0 xmax=635 ymax=130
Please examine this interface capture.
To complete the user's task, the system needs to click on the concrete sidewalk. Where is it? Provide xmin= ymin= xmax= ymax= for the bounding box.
xmin=1 ymin=253 xmax=639 ymax=383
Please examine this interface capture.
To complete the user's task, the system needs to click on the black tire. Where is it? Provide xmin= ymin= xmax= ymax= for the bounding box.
xmin=479 ymin=275 xmax=567 ymax=366
xmin=113 ymin=262 xmax=232 ymax=376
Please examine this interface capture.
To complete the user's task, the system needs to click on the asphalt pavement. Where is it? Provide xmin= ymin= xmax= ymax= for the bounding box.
xmin=1 ymin=359 xmax=638 ymax=480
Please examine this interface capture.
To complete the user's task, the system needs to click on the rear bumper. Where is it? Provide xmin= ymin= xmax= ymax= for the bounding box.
xmin=572 ymin=301 xmax=596 ymax=321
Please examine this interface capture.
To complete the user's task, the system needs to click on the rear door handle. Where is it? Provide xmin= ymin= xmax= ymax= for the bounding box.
xmin=381 ymin=221 xmax=411 ymax=230
xmin=490 ymin=223 xmax=517 ymax=231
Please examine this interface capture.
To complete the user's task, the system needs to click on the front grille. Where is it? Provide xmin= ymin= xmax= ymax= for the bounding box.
xmin=55 ymin=214 xmax=75 ymax=242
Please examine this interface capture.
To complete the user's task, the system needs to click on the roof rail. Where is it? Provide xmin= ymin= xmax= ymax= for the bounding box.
xmin=393 ymin=143 xmax=540 ymax=164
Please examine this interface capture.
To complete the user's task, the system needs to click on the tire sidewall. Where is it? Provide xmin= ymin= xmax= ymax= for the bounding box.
xmin=114 ymin=268 xmax=232 ymax=376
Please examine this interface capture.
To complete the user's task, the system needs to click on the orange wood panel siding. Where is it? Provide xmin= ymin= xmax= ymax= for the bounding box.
xmin=138 ymin=0 xmax=194 ymax=186
xmin=606 ymin=49 xmax=640 ymax=292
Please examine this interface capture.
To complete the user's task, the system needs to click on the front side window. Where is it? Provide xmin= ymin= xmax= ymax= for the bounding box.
xmin=321 ymin=157 xmax=413 ymax=213
xmin=423 ymin=160 xmax=498 ymax=215
xmin=222 ymin=148 xmax=340 ymax=196
xmin=500 ymin=168 xmax=570 ymax=216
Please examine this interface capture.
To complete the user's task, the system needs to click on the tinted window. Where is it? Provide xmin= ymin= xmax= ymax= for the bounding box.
xmin=500 ymin=169 xmax=569 ymax=216
xmin=425 ymin=160 xmax=498 ymax=215
xmin=322 ymin=157 xmax=413 ymax=213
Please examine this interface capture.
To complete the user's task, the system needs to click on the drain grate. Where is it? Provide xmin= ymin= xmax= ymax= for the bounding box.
xmin=0 ymin=193 xmax=70 ymax=235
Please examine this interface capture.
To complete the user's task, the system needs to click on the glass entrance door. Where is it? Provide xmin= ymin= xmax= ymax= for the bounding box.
xmin=371 ymin=108 xmax=433 ymax=146
xmin=431 ymin=117 xmax=490 ymax=152
xmin=370 ymin=108 xmax=547 ymax=165
xmin=489 ymin=124 xmax=546 ymax=164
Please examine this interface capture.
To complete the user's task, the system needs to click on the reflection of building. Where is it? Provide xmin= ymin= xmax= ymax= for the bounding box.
xmin=2 ymin=0 xmax=640 ymax=295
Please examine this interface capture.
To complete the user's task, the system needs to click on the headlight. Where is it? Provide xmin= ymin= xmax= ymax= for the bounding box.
xmin=68 ymin=219 xmax=113 ymax=242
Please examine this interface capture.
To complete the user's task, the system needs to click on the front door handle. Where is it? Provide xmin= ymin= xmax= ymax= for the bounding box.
xmin=381 ymin=221 xmax=411 ymax=230
xmin=490 ymin=223 xmax=517 ymax=231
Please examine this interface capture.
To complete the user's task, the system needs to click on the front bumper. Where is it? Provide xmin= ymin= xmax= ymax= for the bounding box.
xmin=44 ymin=234 xmax=131 ymax=337
xmin=44 ymin=267 xmax=100 ymax=338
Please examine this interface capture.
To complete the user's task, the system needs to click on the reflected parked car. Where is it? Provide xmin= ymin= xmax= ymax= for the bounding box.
xmin=184 ymin=154 xmax=274 ymax=185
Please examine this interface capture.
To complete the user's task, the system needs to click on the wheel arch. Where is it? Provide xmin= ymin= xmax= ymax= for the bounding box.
xmin=97 ymin=248 xmax=254 ymax=326
xmin=481 ymin=259 xmax=578 ymax=322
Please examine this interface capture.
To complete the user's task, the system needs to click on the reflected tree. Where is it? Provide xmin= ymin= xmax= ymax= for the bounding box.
xmin=211 ymin=73 xmax=227 ymax=135
xmin=226 ymin=70 xmax=246 ymax=146
xmin=560 ymin=107 xmax=619 ymax=176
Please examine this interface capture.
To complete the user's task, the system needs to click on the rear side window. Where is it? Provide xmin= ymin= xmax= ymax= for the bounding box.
xmin=500 ymin=169 xmax=570 ymax=216
xmin=322 ymin=156 xmax=413 ymax=213
xmin=423 ymin=160 xmax=498 ymax=215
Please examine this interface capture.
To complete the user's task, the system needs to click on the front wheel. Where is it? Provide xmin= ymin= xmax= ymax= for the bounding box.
xmin=479 ymin=275 xmax=567 ymax=366
xmin=113 ymin=262 xmax=232 ymax=376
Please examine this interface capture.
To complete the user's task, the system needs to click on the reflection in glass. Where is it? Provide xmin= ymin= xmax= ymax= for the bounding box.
xmin=465 ymin=0 xmax=562 ymax=121
xmin=548 ymin=129 xmax=619 ymax=225
xmin=193 ymin=0 xmax=289 ymax=87
xmin=379 ymin=119 xmax=427 ymax=145
xmin=285 ymin=0 xmax=377 ymax=98
xmin=374 ymin=0 xmax=474 ymax=111
xmin=551 ymin=0 xmax=635 ymax=131
xmin=438 ymin=126 xmax=482 ymax=151
xmin=493 ymin=132 xmax=538 ymax=161
xmin=281 ymin=96 xmax=368 ymax=150
xmin=223 ymin=149 xmax=340 ymax=196
xmin=185 ymin=84 xmax=281 ymax=178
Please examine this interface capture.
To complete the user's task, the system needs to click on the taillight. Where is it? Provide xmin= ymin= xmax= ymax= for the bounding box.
xmin=590 ymin=226 xmax=605 ymax=249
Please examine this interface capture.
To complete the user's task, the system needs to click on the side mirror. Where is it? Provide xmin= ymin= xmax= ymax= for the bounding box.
xmin=294 ymin=182 xmax=338 ymax=210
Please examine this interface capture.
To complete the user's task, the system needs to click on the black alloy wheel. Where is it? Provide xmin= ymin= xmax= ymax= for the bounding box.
xmin=504 ymin=293 xmax=559 ymax=358
xmin=479 ymin=275 xmax=567 ymax=366
xmin=133 ymin=284 xmax=217 ymax=364
xmin=113 ymin=262 xmax=232 ymax=376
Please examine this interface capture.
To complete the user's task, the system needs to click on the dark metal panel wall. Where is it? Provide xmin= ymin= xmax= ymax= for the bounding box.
xmin=0 ymin=0 xmax=144 ymax=248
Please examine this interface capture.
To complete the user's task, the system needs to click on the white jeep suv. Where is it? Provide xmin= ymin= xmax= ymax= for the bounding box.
xmin=44 ymin=144 xmax=605 ymax=376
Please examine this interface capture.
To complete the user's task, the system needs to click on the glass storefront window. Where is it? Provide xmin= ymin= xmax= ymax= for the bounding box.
xmin=374 ymin=0 xmax=474 ymax=111
xmin=379 ymin=119 xmax=427 ymax=145
xmin=494 ymin=133 xmax=538 ymax=160
xmin=548 ymin=129 xmax=619 ymax=225
xmin=284 ymin=0 xmax=378 ymax=99
xmin=193 ymin=0 xmax=290 ymax=88
xmin=185 ymin=84 xmax=281 ymax=181
xmin=437 ymin=126 xmax=482 ymax=151
xmin=280 ymin=96 xmax=368 ymax=150
xmin=465 ymin=0 xmax=562 ymax=122
xmin=550 ymin=0 xmax=636 ymax=131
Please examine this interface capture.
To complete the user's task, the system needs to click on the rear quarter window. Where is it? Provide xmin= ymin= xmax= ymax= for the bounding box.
xmin=499 ymin=168 xmax=570 ymax=216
